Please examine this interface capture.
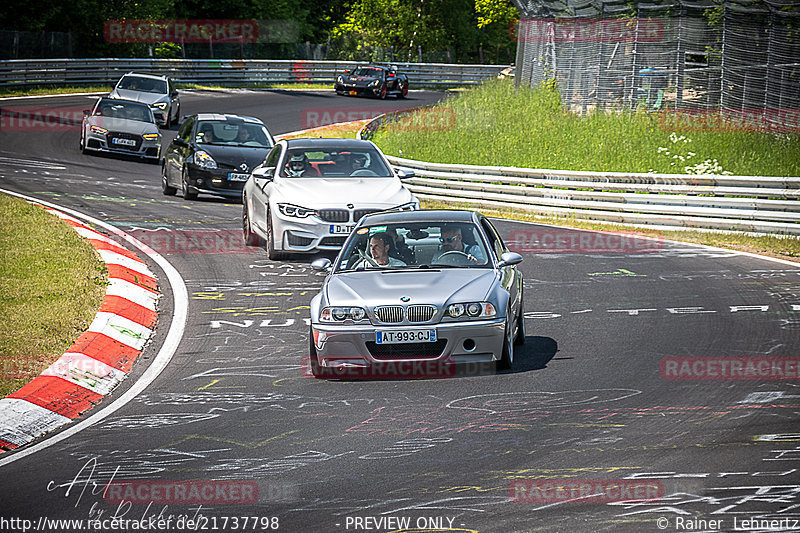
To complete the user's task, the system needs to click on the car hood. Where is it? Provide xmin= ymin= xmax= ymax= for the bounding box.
xmin=273 ymin=177 xmax=413 ymax=208
xmin=110 ymin=89 xmax=166 ymax=105
xmin=343 ymin=76 xmax=379 ymax=87
xmin=198 ymin=144 xmax=271 ymax=171
xmin=86 ymin=116 xmax=157 ymax=135
xmin=324 ymin=269 xmax=496 ymax=309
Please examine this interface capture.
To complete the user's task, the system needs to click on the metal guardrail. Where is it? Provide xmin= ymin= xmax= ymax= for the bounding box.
xmin=0 ymin=58 xmax=509 ymax=88
xmin=359 ymin=112 xmax=800 ymax=235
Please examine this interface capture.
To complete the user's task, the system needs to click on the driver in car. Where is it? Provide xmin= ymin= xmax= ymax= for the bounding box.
xmin=432 ymin=225 xmax=485 ymax=264
xmin=286 ymin=153 xmax=319 ymax=177
xmin=356 ymin=232 xmax=406 ymax=268
xmin=349 ymin=153 xmax=368 ymax=174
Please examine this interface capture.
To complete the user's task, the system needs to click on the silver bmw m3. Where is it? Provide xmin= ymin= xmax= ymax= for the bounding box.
xmin=308 ymin=210 xmax=525 ymax=378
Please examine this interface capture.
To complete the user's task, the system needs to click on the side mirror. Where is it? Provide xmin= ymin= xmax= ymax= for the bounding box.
xmin=311 ymin=257 xmax=332 ymax=272
xmin=397 ymin=168 xmax=415 ymax=179
xmin=171 ymin=90 xmax=179 ymax=97
xmin=497 ymin=252 xmax=523 ymax=268
xmin=173 ymin=137 xmax=188 ymax=147
xmin=252 ymin=166 xmax=274 ymax=181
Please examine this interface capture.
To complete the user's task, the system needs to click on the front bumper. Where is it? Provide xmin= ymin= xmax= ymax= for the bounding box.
xmin=335 ymin=83 xmax=381 ymax=97
xmin=186 ymin=166 xmax=248 ymax=198
xmin=85 ymin=131 xmax=160 ymax=160
xmin=272 ymin=210 xmax=375 ymax=253
xmin=311 ymin=317 xmax=506 ymax=372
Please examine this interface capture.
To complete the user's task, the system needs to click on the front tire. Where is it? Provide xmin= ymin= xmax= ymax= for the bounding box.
xmin=497 ymin=313 xmax=514 ymax=371
xmin=379 ymin=84 xmax=387 ymax=99
xmin=181 ymin=169 xmax=197 ymax=201
xmin=161 ymin=166 xmax=176 ymax=195
xmin=513 ymin=298 xmax=525 ymax=346
xmin=266 ymin=209 xmax=287 ymax=260
xmin=242 ymin=201 xmax=261 ymax=246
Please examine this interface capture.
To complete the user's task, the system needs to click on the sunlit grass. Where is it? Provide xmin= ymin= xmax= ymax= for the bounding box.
xmin=0 ymin=196 xmax=107 ymax=396
xmin=373 ymin=79 xmax=800 ymax=177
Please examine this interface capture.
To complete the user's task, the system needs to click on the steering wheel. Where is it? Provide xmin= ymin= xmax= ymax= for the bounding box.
xmin=350 ymin=169 xmax=378 ymax=177
xmin=355 ymin=248 xmax=380 ymax=268
xmin=432 ymin=250 xmax=471 ymax=265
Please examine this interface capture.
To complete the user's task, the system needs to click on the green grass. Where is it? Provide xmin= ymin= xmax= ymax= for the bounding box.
xmin=0 ymin=195 xmax=107 ymax=397
xmin=0 ymin=85 xmax=112 ymax=98
xmin=372 ymin=79 xmax=800 ymax=177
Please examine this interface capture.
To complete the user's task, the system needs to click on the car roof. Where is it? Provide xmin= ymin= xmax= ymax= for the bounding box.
xmin=281 ymin=138 xmax=376 ymax=150
xmin=98 ymin=97 xmax=151 ymax=109
xmin=193 ymin=113 xmax=265 ymax=124
xmin=359 ymin=209 xmax=480 ymax=226
xmin=122 ymin=72 xmax=169 ymax=81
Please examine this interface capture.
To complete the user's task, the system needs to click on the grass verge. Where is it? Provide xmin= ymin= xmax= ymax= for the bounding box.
xmin=372 ymin=79 xmax=800 ymax=177
xmin=0 ymin=195 xmax=107 ymax=397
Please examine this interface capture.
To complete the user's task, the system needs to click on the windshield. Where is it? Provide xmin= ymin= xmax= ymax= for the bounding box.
xmin=195 ymin=121 xmax=273 ymax=148
xmin=351 ymin=67 xmax=384 ymax=78
xmin=118 ymin=76 xmax=168 ymax=94
xmin=93 ymin=100 xmax=154 ymax=123
xmin=280 ymin=147 xmax=392 ymax=178
xmin=336 ymin=222 xmax=490 ymax=272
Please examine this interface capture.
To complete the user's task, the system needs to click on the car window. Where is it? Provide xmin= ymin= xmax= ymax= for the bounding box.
xmin=280 ymin=147 xmax=391 ymax=178
xmin=195 ymin=121 xmax=273 ymax=148
xmin=481 ymin=218 xmax=505 ymax=260
xmin=336 ymin=223 xmax=490 ymax=272
xmin=94 ymin=100 xmax=153 ymax=123
xmin=352 ymin=67 xmax=384 ymax=78
xmin=178 ymin=117 xmax=194 ymax=142
xmin=118 ymin=76 xmax=168 ymax=94
xmin=264 ymin=146 xmax=282 ymax=168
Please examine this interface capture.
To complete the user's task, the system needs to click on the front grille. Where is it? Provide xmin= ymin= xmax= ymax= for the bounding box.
xmin=287 ymin=233 xmax=314 ymax=246
xmin=374 ymin=306 xmax=404 ymax=323
xmin=406 ymin=305 xmax=436 ymax=322
xmin=367 ymin=340 xmax=447 ymax=359
xmin=354 ymin=209 xmax=380 ymax=222
xmin=318 ymin=209 xmax=350 ymax=222
xmin=107 ymin=131 xmax=142 ymax=151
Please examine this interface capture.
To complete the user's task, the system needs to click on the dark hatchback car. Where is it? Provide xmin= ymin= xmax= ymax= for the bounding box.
xmin=162 ymin=114 xmax=275 ymax=200
xmin=334 ymin=64 xmax=409 ymax=99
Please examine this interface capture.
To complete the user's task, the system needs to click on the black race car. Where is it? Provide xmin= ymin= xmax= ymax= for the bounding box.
xmin=334 ymin=64 xmax=409 ymax=99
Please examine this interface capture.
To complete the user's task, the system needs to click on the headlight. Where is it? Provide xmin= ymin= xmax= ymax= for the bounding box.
xmin=369 ymin=80 xmax=380 ymax=87
xmin=278 ymin=203 xmax=317 ymax=218
xmin=394 ymin=201 xmax=418 ymax=211
xmin=152 ymin=102 xmax=168 ymax=110
xmin=320 ymin=306 xmax=367 ymax=322
xmin=90 ymin=125 xmax=108 ymax=135
xmin=193 ymin=150 xmax=217 ymax=169
xmin=142 ymin=133 xmax=159 ymax=141
xmin=447 ymin=302 xmax=496 ymax=319
xmin=337 ymin=76 xmax=343 ymax=83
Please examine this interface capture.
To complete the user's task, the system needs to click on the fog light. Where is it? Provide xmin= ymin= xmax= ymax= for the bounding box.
xmin=212 ymin=178 xmax=223 ymax=185
xmin=463 ymin=339 xmax=476 ymax=351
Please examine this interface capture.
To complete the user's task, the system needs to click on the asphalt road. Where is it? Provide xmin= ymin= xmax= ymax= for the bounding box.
xmin=0 ymin=89 xmax=799 ymax=533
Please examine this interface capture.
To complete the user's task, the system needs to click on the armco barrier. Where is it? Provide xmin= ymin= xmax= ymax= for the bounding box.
xmin=359 ymin=112 xmax=800 ymax=235
xmin=0 ymin=59 xmax=508 ymax=89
